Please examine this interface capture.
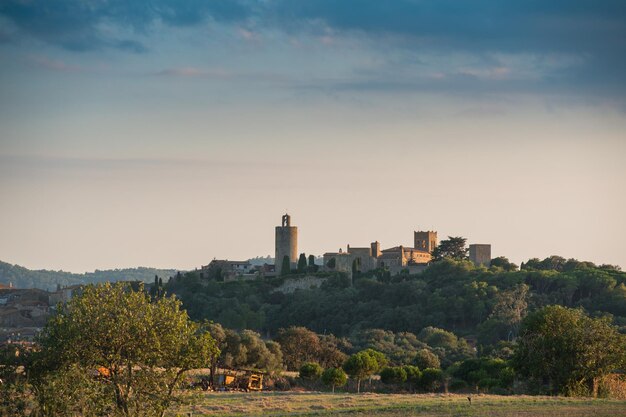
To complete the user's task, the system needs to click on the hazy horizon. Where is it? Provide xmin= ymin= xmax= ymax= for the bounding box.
xmin=1 ymin=1 xmax=625 ymax=273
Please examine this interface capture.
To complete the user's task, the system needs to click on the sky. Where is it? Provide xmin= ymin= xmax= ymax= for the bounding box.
xmin=0 ymin=1 xmax=625 ymax=272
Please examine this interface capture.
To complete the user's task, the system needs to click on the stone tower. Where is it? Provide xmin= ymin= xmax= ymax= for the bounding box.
xmin=275 ymin=213 xmax=298 ymax=275
xmin=371 ymin=241 xmax=381 ymax=258
xmin=414 ymin=231 xmax=438 ymax=253
xmin=469 ymin=244 xmax=491 ymax=267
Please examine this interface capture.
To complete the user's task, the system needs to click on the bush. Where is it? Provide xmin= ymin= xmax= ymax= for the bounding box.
xmin=413 ymin=349 xmax=440 ymax=370
xmin=299 ymin=362 xmax=323 ymax=380
xmin=380 ymin=367 xmax=408 ymax=384
xmin=420 ymin=368 xmax=444 ymax=392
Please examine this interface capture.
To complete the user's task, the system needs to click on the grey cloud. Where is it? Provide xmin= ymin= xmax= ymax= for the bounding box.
xmin=1 ymin=0 xmax=624 ymax=99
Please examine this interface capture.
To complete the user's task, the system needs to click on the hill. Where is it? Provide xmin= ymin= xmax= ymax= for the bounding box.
xmin=165 ymin=256 xmax=626 ymax=344
xmin=0 ymin=260 xmax=179 ymax=290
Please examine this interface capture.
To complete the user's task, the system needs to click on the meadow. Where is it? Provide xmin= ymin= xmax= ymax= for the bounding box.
xmin=168 ymin=392 xmax=626 ymax=416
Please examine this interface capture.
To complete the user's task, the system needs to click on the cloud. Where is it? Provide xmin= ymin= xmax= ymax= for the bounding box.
xmin=155 ymin=67 xmax=232 ymax=78
xmin=1 ymin=1 xmax=624 ymax=99
xmin=0 ymin=0 xmax=254 ymax=52
xmin=26 ymin=55 xmax=81 ymax=72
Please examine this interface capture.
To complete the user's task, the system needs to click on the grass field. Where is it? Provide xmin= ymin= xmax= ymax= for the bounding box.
xmin=167 ymin=392 xmax=626 ymax=416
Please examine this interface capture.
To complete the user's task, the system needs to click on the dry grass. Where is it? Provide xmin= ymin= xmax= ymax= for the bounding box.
xmin=167 ymin=392 xmax=626 ymax=417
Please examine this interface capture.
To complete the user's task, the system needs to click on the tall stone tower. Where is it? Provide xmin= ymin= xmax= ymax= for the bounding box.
xmin=469 ymin=244 xmax=491 ymax=267
xmin=275 ymin=213 xmax=298 ymax=275
xmin=414 ymin=231 xmax=438 ymax=253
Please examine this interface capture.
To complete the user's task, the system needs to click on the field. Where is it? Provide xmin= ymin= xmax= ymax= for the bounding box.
xmin=168 ymin=392 xmax=626 ymax=416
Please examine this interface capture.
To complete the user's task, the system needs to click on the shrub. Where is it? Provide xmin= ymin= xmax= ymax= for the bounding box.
xmin=299 ymin=362 xmax=323 ymax=380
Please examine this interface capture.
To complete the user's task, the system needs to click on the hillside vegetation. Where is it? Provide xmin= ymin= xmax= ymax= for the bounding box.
xmin=166 ymin=256 xmax=626 ymax=340
xmin=0 ymin=260 xmax=178 ymax=290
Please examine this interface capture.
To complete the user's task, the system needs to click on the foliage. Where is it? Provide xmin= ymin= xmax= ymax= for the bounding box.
xmin=352 ymin=329 xmax=428 ymax=366
xmin=218 ymin=327 xmax=283 ymax=373
xmin=30 ymin=282 xmax=219 ymax=417
xmin=452 ymin=358 xmax=515 ymax=392
xmin=490 ymin=257 xmax=518 ymax=272
xmin=513 ymin=305 xmax=626 ymax=396
xmin=281 ymin=255 xmax=291 ymax=276
xmin=431 ymin=236 xmax=468 ymax=261
xmin=0 ymin=259 xmax=177 ymax=290
xmin=297 ymin=253 xmax=308 ymax=273
xmin=380 ymin=366 xmax=408 ymax=384
xmin=343 ymin=350 xmax=386 ymax=393
xmin=420 ymin=368 xmax=444 ymax=392
xmin=321 ymin=368 xmax=348 ymax=392
xmin=0 ymin=344 xmax=30 ymax=417
xmin=299 ymin=362 xmax=323 ymax=380
xmin=276 ymin=326 xmax=322 ymax=371
xmin=402 ymin=365 xmax=422 ymax=390
xmin=166 ymin=256 xmax=626 ymax=363
xmin=413 ymin=349 xmax=441 ymax=370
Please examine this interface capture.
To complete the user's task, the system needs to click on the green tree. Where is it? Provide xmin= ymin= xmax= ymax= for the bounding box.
xmin=420 ymin=368 xmax=444 ymax=392
xmin=513 ymin=305 xmax=626 ymax=396
xmin=343 ymin=350 xmax=383 ymax=393
xmin=276 ymin=326 xmax=321 ymax=370
xmin=413 ymin=349 xmax=440 ymax=370
xmin=431 ymin=236 xmax=468 ymax=261
xmin=380 ymin=366 xmax=408 ymax=384
xmin=402 ymin=365 xmax=422 ymax=392
xmin=31 ymin=282 xmax=219 ymax=417
xmin=308 ymin=255 xmax=316 ymax=267
xmin=281 ymin=255 xmax=291 ymax=276
xmin=0 ymin=344 xmax=30 ymax=416
xmin=321 ymin=367 xmax=348 ymax=393
xmin=299 ymin=362 xmax=323 ymax=380
xmin=490 ymin=256 xmax=518 ymax=271
xmin=297 ymin=253 xmax=308 ymax=273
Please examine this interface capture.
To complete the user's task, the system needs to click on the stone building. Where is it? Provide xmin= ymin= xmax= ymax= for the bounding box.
xmin=275 ymin=214 xmax=298 ymax=275
xmin=469 ymin=244 xmax=492 ymax=267
xmin=322 ymin=230 xmax=437 ymax=276
xmin=201 ymin=259 xmax=253 ymax=280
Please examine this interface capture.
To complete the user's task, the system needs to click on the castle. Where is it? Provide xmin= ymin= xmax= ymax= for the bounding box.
xmin=275 ymin=214 xmax=491 ymax=277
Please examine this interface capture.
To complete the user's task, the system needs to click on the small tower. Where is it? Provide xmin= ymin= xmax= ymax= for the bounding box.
xmin=469 ymin=244 xmax=491 ymax=267
xmin=414 ymin=231 xmax=438 ymax=253
xmin=275 ymin=214 xmax=298 ymax=275
xmin=371 ymin=241 xmax=381 ymax=258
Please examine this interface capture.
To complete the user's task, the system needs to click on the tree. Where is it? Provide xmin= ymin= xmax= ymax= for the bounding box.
xmin=380 ymin=367 xmax=407 ymax=384
xmin=281 ymin=255 xmax=291 ymax=276
xmin=403 ymin=365 xmax=422 ymax=392
xmin=420 ymin=368 xmax=444 ymax=392
xmin=31 ymin=282 xmax=219 ymax=417
xmin=413 ymin=349 xmax=440 ymax=370
xmin=513 ymin=305 xmax=626 ymax=396
xmin=343 ymin=350 xmax=384 ymax=393
xmin=276 ymin=326 xmax=321 ymax=370
xmin=490 ymin=256 xmax=518 ymax=271
xmin=299 ymin=362 xmax=323 ymax=380
xmin=308 ymin=255 xmax=316 ymax=267
xmin=321 ymin=367 xmax=347 ymax=393
xmin=431 ymin=236 xmax=468 ymax=261
xmin=297 ymin=253 xmax=308 ymax=273
xmin=327 ymin=257 xmax=336 ymax=269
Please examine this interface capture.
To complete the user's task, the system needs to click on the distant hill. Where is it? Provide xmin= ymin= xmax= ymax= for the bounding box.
xmin=0 ymin=260 xmax=179 ymax=291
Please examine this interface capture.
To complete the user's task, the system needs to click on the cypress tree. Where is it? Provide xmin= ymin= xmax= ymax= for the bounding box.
xmin=281 ymin=255 xmax=291 ymax=276
xmin=297 ymin=253 xmax=307 ymax=273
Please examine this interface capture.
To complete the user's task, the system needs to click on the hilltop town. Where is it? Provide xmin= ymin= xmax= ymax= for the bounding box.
xmin=204 ymin=213 xmax=491 ymax=281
